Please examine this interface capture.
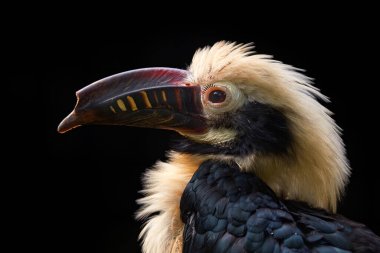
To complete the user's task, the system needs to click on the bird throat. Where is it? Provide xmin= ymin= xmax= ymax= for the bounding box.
xmin=172 ymin=101 xmax=292 ymax=157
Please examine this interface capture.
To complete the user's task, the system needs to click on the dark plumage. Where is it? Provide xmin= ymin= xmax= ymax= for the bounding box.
xmin=173 ymin=101 xmax=291 ymax=156
xmin=181 ymin=160 xmax=380 ymax=253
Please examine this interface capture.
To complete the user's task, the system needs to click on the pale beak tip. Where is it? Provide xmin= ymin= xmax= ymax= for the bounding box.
xmin=57 ymin=111 xmax=81 ymax=134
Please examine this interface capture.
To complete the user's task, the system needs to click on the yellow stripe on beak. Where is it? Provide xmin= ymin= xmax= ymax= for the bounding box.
xmin=161 ymin=90 xmax=167 ymax=102
xmin=140 ymin=91 xmax=152 ymax=109
xmin=110 ymin=106 xmax=116 ymax=113
xmin=116 ymin=99 xmax=127 ymax=111
xmin=127 ymin=96 xmax=138 ymax=111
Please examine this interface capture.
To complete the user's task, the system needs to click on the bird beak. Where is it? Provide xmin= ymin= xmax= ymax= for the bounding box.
xmin=58 ymin=68 xmax=206 ymax=135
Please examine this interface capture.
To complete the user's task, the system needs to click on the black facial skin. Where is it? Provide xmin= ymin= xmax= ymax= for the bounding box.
xmin=172 ymin=101 xmax=292 ymax=157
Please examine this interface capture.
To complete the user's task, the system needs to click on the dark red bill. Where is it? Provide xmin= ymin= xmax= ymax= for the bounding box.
xmin=58 ymin=68 xmax=206 ymax=135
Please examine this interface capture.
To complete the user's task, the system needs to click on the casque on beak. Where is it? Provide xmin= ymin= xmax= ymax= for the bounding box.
xmin=58 ymin=68 xmax=206 ymax=135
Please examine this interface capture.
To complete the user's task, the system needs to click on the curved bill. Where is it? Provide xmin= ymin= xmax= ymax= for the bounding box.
xmin=58 ymin=68 xmax=206 ymax=135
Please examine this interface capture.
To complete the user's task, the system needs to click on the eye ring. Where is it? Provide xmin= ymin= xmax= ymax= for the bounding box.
xmin=203 ymin=85 xmax=231 ymax=108
xmin=201 ymin=81 xmax=245 ymax=114
xmin=205 ymin=86 xmax=227 ymax=104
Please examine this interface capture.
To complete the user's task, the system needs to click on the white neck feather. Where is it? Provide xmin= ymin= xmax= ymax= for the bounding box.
xmin=136 ymin=152 xmax=205 ymax=253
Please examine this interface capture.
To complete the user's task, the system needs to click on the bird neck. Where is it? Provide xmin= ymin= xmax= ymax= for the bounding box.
xmin=231 ymin=114 xmax=349 ymax=213
xmin=136 ymin=131 xmax=347 ymax=253
xmin=172 ymin=131 xmax=346 ymax=213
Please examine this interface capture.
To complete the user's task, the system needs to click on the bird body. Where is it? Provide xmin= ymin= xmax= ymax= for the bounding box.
xmin=59 ymin=41 xmax=380 ymax=252
xmin=182 ymin=160 xmax=380 ymax=253
xmin=135 ymin=152 xmax=380 ymax=253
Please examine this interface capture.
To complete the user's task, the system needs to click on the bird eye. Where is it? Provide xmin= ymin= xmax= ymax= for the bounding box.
xmin=207 ymin=88 xmax=227 ymax=104
xmin=201 ymin=82 xmax=245 ymax=114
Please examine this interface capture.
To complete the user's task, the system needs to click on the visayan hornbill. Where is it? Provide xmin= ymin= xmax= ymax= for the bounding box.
xmin=58 ymin=41 xmax=380 ymax=253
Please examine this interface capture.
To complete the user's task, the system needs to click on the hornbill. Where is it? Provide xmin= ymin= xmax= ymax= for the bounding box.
xmin=58 ymin=41 xmax=380 ymax=253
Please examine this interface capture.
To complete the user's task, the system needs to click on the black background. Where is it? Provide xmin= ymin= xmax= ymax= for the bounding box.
xmin=13 ymin=9 xmax=379 ymax=253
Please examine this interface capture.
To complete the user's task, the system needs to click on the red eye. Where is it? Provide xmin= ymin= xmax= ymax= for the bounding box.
xmin=206 ymin=87 xmax=227 ymax=104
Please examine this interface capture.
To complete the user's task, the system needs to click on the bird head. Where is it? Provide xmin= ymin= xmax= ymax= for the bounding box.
xmin=58 ymin=41 xmax=350 ymax=212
